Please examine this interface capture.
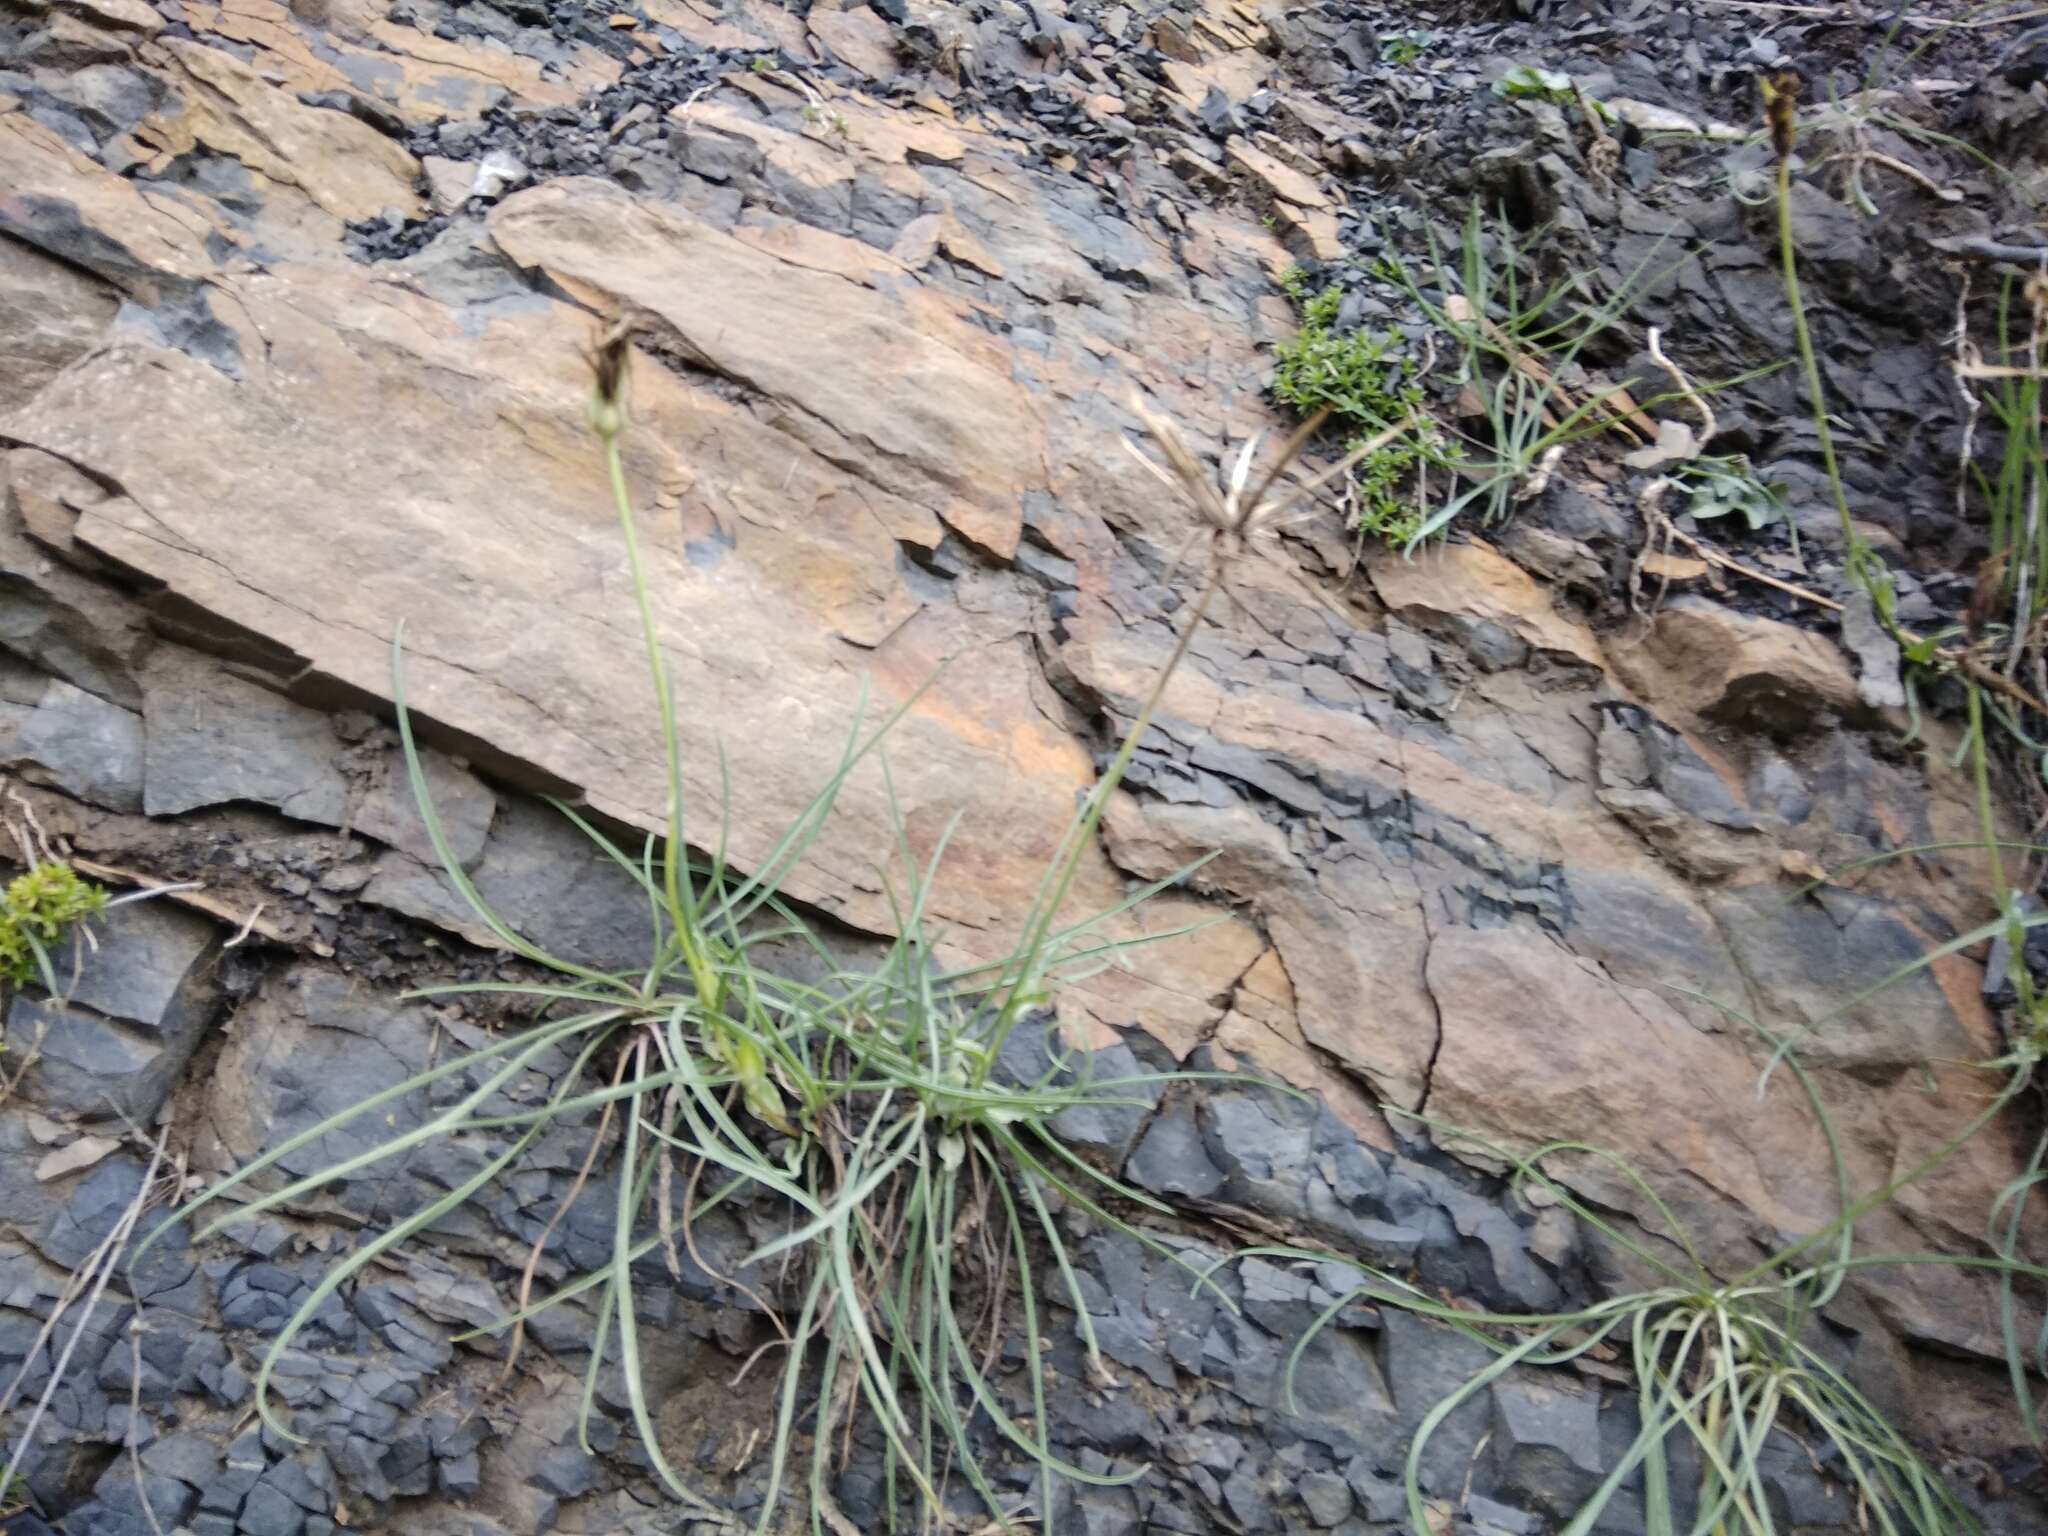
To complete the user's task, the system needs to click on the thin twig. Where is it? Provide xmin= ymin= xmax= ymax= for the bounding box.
xmin=128 ymin=1318 xmax=167 ymax=1536
xmin=1647 ymin=327 xmax=1718 ymax=446
xmin=0 ymin=1130 xmax=170 ymax=1497
xmin=497 ymin=1048 xmax=628 ymax=1387
xmin=1662 ymin=520 xmax=1842 ymax=612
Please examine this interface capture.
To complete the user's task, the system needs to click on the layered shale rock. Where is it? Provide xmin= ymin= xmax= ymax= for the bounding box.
xmin=1 ymin=0 xmax=2044 ymax=1529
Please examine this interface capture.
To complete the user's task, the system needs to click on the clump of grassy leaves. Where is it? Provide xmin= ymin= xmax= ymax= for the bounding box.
xmin=1229 ymin=1002 xmax=2045 ymax=1536
xmin=1273 ymin=269 xmax=1428 ymax=546
xmin=1283 ymin=208 xmax=1772 ymax=553
xmin=1965 ymin=273 xmax=2048 ymax=685
xmin=143 ymin=332 xmax=1287 ymax=1534
xmin=1397 ymin=206 xmax=1692 ymax=544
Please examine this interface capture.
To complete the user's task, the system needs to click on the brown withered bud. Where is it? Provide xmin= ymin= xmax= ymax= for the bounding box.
xmin=1967 ymin=549 xmax=2010 ymax=643
xmin=584 ymin=313 xmax=636 ymax=437
xmin=1764 ymin=71 xmax=1799 ymax=162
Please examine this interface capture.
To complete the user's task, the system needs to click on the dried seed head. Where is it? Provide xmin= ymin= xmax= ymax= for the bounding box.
xmin=585 ymin=313 xmax=636 ymax=437
xmin=1123 ymin=392 xmax=1415 ymax=611
xmin=1764 ymin=71 xmax=1799 ymax=162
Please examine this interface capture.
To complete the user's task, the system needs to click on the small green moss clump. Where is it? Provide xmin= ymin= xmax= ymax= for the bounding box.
xmin=0 ymin=862 xmax=107 ymax=987
xmin=1272 ymin=279 xmax=1426 ymax=544
xmin=1380 ymin=32 xmax=1427 ymax=66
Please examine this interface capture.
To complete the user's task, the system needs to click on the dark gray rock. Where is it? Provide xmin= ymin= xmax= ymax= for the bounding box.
xmin=30 ymin=63 xmax=157 ymax=137
xmin=361 ymin=793 xmax=657 ymax=971
xmin=237 ymin=1479 xmax=308 ymax=1536
xmin=73 ymin=1458 xmax=198 ymax=1535
xmin=35 ymin=1153 xmax=144 ymax=1273
xmin=531 ymin=1443 xmax=600 ymax=1498
xmin=1379 ymin=1309 xmax=1495 ymax=1493
xmin=995 ymin=1020 xmax=1163 ymax=1166
xmin=4 ymin=678 xmax=144 ymax=812
xmin=1300 ymin=1468 xmax=1351 ymax=1525
xmin=1220 ymin=1464 xmax=1273 ymax=1530
xmin=1489 ymin=1377 xmax=1603 ymax=1514
xmin=353 ymin=742 xmax=495 ymax=871
xmin=1273 ymin=1327 xmax=1397 ymax=1457
xmin=1090 ymin=1298 xmax=1173 ymax=1387
xmin=1237 ymin=1256 xmax=1316 ymax=1336
xmin=1197 ymin=1090 xmax=1429 ymax=1270
xmin=56 ymin=898 xmax=219 ymax=1035
xmin=672 ymin=126 xmax=763 ymax=185
xmin=142 ymin=1431 xmax=226 ymax=1487
xmin=1125 ymin=1098 xmax=1223 ymax=1199
xmin=1058 ymin=1482 xmax=1141 ymax=1536
xmin=13 ymin=899 xmax=220 ymax=1121
xmin=1468 ymin=1492 xmax=1543 ymax=1534
xmin=1343 ymin=1458 xmax=1406 ymax=1523
xmin=142 ymin=649 xmax=349 ymax=824
xmin=1452 ymin=616 xmax=1530 ymax=673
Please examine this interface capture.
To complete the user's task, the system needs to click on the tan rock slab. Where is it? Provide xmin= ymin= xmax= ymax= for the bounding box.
xmin=284 ymin=0 xmax=381 ymax=39
xmin=1160 ymin=52 xmax=1271 ymax=110
xmin=61 ymin=0 xmax=164 ymax=31
xmin=732 ymin=217 xmax=909 ymax=285
xmin=1424 ymin=925 xmax=1837 ymax=1240
xmin=1273 ymin=202 xmax=1344 ymax=263
xmin=365 ymin=18 xmax=618 ymax=113
xmin=889 ymin=212 xmax=942 ymax=269
xmin=1 ymin=111 xmax=222 ymax=291
xmin=1 ymin=193 xmax=1240 ymax=1049
xmin=1225 ymin=136 xmax=1327 ymax=208
xmin=1368 ymin=538 xmax=1604 ymax=667
xmin=142 ymin=38 xmax=422 ymax=223
xmin=835 ymin=101 xmax=967 ymax=166
xmin=489 ymin=178 xmax=1041 ymax=559
xmin=420 ymin=155 xmax=474 ymax=213
xmin=1605 ymin=595 xmax=1861 ymax=730
xmin=938 ymin=213 xmax=1004 ymax=278
xmin=636 ymin=0 xmax=760 ymax=45
xmin=809 ymin=5 xmax=899 ymax=80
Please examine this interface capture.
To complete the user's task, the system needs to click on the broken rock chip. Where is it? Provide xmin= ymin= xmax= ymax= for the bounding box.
xmin=1224 ymin=135 xmax=1328 ymax=208
xmin=141 ymin=648 xmax=349 ymax=825
xmin=2 ymin=676 xmax=144 ymax=814
xmin=1605 ymin=595 xmax=1861 ymax=735
xmin=11 ymin=899 xmax=221 ymax=1123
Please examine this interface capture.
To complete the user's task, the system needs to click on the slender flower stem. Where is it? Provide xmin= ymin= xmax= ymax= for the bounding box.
xmin=1774 ymin=155 xmax=1833 ymax=570
xmin=604 ymin=427 xmax=713 ymax=997
xmin=984 ymin=578 xmax=1219 ymax=1070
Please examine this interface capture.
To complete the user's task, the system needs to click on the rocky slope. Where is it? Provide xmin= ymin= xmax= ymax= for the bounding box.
xmin=1 ymin=0 xmax=2045 ymax=1531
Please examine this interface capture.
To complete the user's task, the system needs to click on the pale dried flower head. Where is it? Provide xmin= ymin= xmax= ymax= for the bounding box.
xmin=1122 ymin=393 xmax=1416 ymax=589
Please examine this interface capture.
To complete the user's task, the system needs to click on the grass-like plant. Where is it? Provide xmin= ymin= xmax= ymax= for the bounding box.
xmin=137 ymin=326 xmax=1339 ymax=1533
xmin=1756 ymin=62 xmax=2048 ymax=1515
xmin=1963 ymin=273 xmax=2048 ymax=679
xmin=1228 ymin=1030 xmax=2045 ymax=1536
xmin=1393 ymin=207 xmax=1682 ymax=546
